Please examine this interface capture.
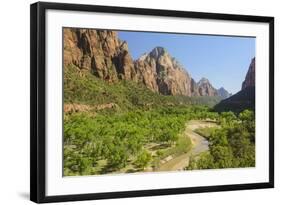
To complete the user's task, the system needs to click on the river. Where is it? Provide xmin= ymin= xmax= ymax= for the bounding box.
xmin=157 ymin=120 xmax=217 ymax=171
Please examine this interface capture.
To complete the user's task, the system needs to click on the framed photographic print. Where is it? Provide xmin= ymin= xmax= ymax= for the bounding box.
xmin=30 ymin=1 xmax=274 ymax=203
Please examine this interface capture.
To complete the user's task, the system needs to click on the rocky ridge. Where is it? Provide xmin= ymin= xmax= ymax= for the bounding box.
xmin=196 ymin=77 xmax=218 ymax=96
xmin=214 ymin=58 xmax=255 ymax=112
xmin=134 ymin=47 xmax=194 ymax=96
xmin=217 ymin=87 xmax=232 ymax=99
xmin=64 ymin=28 xmax=228 ymax=97
xmin=64 ymin=28 xmax=136 ymax=82
xmin=242 ymin=57 xmax=255 ymax=89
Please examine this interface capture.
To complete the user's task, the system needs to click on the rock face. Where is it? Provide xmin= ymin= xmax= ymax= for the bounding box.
xmin=196 ymin=78 xmax=218 ymax=96
xmin=242 ymin=58 xmax=255 ymax=89
xmin=134 ymin=47 xmax=193 ymax=96
xmin=217 ymin=87 xmax=231 ymax=99
xmin=64 ymin=28 xmax=227 ymax=97
xmin=64 ymin=28 xmax=136 ymax=82
xmin=214 ymin=58 xmax=255 ymax=112
xmin=190 ymin=78 xmax=200 ymax=96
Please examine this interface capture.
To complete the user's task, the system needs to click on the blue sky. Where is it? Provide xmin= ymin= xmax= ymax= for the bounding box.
xmin=118 ymin=31 xmax=255 ymax=94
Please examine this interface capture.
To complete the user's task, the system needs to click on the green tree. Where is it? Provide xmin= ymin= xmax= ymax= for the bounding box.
xmin=107 ymin=144 xmax=128 ymax=169
xmin=135 ymin=150 xmax=152 ymax=170
xmin=210 ymin=145 xmax=234 ymax=168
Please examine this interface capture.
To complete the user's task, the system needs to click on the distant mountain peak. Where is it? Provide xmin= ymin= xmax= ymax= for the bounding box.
xmin=149 ymin=46 xmax=167 ymax=59
xmin=142 ymin=47 xmax=184 ymax=71
xmin=218 ymin=87 xmax=227 ymax=91
xmin=194 ymin=77 xmax=218 ymax=97
xmin=200 ymin=77 xmax=209 ymax=81
xmin=197 ymin=77 xmax=211 ymax=86
xmin=134 ymin=46 xmax=194 ymax=96
xmin=217 ymin=87 xmax=231 ymax=99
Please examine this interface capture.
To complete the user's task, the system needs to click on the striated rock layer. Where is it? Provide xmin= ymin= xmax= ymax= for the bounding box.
xmin=64 ymin=28 xmax=226 ymax=97
xmin=134 ymin=47 xmax=193 ymax=96
xmin=64 ymin=28 xmax=136 ymax=82
xmin=196 ymin=77 xmax=218 ymax=96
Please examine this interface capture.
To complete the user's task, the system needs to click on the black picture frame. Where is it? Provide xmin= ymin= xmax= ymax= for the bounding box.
xmin=30 ymin=1 xmax=274 ymax=203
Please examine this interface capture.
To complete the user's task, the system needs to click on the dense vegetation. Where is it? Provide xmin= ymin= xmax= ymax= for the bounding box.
xmin=63 ymin=65 xmax=255 ymax=176
xmin=188 ymin=109 xmax=255 ymax=169
xmin=64 ymin=105 xmax=221 ymax=175
xmin=64 ymin=65 xmax=222 ymax=110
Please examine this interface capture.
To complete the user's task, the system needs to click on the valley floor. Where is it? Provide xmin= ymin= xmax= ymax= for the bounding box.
xmin=64 ymin=107 xmax=256 ymax=176
xmin=156 ymin=120 xmax=218 ymax=172
xmin=99 ymin=120 xmax=218 ymax=175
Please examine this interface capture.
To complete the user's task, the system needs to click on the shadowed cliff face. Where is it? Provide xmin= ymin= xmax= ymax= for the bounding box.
xmin=242 ymin=58 xmax=255 ymax=90
xmin=64 ymin=28 xmax=223 ymax=97
xmin=214 ymin=58 xmax=255 ymax=112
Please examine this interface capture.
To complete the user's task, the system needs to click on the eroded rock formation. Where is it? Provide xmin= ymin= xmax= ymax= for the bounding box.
xmin=64 ymin=28 xmax=227 ymax=97
xmin=64 ymin=28 xmax=136 ymax=82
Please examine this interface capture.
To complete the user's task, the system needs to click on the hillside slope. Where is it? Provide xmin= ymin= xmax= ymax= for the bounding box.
xmin=214 ymin=58 xmax=255 ymax=112
xmin=64 ymin=65 xmax=222 ymax=110
xmin=217 ymin=87 xmax=232 ymax=99
xmin=214 ymin=86 xmax=255 ymax=112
